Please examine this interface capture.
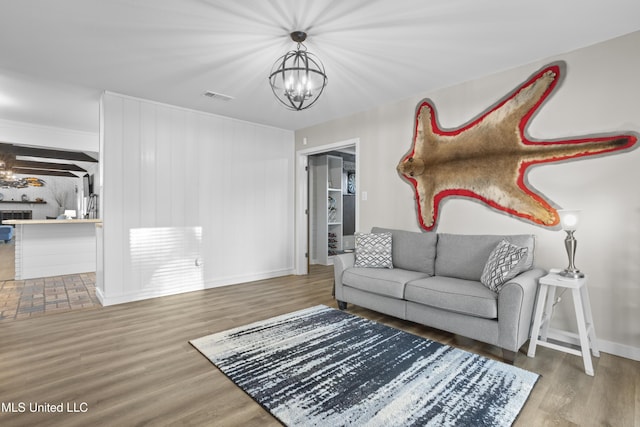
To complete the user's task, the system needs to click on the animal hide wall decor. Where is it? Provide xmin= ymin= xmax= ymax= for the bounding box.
xmin=397 ymin=61 xmax=638 ymax=231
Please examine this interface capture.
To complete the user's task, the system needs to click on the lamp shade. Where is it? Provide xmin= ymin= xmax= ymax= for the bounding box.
xmin=558 ymin=209 xmax=581 ymax=231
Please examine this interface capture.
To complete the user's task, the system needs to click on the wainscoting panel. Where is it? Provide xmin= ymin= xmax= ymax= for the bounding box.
xmin=99 ymin=92 xmax=294 ymax=305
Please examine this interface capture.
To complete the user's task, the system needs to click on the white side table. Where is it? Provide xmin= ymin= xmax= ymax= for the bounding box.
xmin=527 ymin=269 xmax=600 ymax=376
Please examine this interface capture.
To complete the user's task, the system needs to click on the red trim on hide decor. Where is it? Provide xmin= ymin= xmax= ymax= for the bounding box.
xmin=424 ymin=187 xmax=555 ymax=230
xmin=520 ymin=135 xmax=638 ymax=152
xmin=400 ymin=62 xmax=638 ymax=231
xmin=518 ymin=64 xmax=561 ymax=133
xmin=405 ymin=176 xmax=429 ymax=230
xmin=415 ymin=65 xmax=562 ymax=140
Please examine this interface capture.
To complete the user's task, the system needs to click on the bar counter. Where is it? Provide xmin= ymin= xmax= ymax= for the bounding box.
xmin=4 ymin=219 xmax=102 ymax=280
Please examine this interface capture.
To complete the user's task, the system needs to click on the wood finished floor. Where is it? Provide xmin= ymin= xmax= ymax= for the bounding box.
xmin=0 ymin=238 xmax=15 ymax=281
xmin=0 ymin=264 xmax=637 ymax=427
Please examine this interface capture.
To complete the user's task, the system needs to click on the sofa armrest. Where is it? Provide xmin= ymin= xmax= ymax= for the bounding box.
xmin=333 ymin=253 xmax=355 ymax=301
xmin=497 ymin=268 xmax=546 ymax=352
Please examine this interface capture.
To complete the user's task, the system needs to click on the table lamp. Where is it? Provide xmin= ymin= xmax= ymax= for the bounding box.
xmin=558 ymin=209 xmax=585 ymax=278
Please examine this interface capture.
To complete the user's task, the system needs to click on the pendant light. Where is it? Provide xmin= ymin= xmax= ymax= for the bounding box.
xmin=268 ymin=31 xmax=328 ymax=111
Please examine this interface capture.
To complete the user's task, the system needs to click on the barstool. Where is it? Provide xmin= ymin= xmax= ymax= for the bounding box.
xmin=0 ymin=225 xmax=13 ymax=243
xmin=527 ymin=269 xmax=599 ymax=376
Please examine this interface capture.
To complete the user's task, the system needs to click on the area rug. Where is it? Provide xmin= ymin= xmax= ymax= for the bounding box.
xmin=190 ymin=305 xmax=538 ymax=426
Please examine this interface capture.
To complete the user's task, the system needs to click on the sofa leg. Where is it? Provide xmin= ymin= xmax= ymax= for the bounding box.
xmin=502 ymin=349 xmax=517 ymax=364
xmin=337 ymin=300 xmax=347 ymax=310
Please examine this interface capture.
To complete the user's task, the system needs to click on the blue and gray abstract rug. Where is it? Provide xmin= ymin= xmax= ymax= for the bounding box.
xmin=190 ymin=305 xmax=538 ymax=426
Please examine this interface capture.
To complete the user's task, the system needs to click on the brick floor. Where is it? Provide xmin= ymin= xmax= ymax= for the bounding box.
xmin=0 ymin=273 xmax=99 ymax=321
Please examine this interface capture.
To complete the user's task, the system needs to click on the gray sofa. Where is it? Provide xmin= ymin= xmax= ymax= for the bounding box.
xmin=333 ymin=227 xmax=545 ymax=361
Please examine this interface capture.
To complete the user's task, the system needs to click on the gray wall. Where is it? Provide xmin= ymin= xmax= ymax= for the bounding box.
xmin=295 ymin=31 xmax=640 ymax=360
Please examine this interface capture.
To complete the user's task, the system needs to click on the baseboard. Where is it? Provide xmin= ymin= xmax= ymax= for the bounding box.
xmin=97 ymin=283 xmax=208 ymax=306
xmin=95 ymin=268 xmax=295 ymax=306
xmin=204 ymin=268 xmax=296 ymax=289
xmin=546 ymin=329 xmax=640 ymax=362
xmin=95 ymin=287 xmax=106 ymax=306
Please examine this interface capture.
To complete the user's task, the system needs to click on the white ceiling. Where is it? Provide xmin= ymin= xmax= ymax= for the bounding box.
xmin=1 ymin=0 xmax=639 ymax=133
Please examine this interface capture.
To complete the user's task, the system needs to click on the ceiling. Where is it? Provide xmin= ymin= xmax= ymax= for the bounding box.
xmin=0 ymin=0 xmax=639 ymax=133
xmin=0 ymin=142 xmax=97 ymax=175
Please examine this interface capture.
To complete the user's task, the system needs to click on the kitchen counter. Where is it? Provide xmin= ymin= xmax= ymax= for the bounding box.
xmin=5 ymin=219 xmax=102 ymax=225
xmin=4 ymin=219 xmax=102 ymax=280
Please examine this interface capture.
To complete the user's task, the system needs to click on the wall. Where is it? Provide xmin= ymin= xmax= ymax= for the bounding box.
xmin=99 ymin=92 xmax=295 ymax=305
xmin=0 ymin=118 xmax=98 ymax=152
xmin=0 ymin=175 xmax=78 ymax=218
xmin=0 ymin=118 xmax=99 ymax=220
xmin=295 ymin=31 xmax=640 ymax=360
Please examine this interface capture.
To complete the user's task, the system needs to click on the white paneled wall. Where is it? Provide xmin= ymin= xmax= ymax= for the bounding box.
xmin=98 ymin=92 xmax=294 ymax=305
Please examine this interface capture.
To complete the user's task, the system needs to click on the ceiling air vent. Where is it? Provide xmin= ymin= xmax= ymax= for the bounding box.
xmin=203 ymin=91 xmax=234 ymax=101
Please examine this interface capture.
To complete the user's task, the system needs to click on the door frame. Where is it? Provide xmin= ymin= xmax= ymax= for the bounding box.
xmin=295 ymin=138 xmax=360 ymax=275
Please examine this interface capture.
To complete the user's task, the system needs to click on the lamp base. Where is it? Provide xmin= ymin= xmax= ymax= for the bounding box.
xmin=559 ymin=269 xmax=585 ymax=279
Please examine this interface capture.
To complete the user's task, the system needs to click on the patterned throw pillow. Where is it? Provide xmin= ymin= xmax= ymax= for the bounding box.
xmin=354 ymin=232 xmax=393 ymax=269
xmin=480 ymin=240 xmax=529 ymax=292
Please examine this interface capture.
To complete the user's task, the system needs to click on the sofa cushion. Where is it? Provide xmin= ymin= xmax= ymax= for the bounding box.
xmin=435 ymin=233 xmax=535 ymax=281
xmin=342 ymin=267 xmax=430 ymax=299
xmin=480 ymin=240 xmax=529 ymax=292
xmin=371 ymin=227 xmax=437 ymax=275
xmin=405 ymin=276 xmax=498 ymax=319
xmin=354 ymin=232 xmax=393 ymax=268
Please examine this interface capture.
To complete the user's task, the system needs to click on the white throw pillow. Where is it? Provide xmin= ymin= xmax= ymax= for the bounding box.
xmin=354 ymin=232 xmax=393 ymax=269
xmin=481 ymin=240 xmax=528 ymax=292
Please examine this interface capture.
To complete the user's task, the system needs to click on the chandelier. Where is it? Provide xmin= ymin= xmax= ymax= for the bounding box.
xmin=0 ymin=152 xmax=44 ymax=188
xmin=268 ymin=31 xmax=328 ymax=111
xmin=0 ymin=152 xmax=16 ymax=184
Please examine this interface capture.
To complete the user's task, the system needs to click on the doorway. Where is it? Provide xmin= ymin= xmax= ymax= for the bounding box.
xmin=295 ymin=138 xmax=359 ymax=275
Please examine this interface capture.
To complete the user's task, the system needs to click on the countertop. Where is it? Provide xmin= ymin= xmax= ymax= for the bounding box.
xmin=3 ymin=219 xmax=102 ymax=225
